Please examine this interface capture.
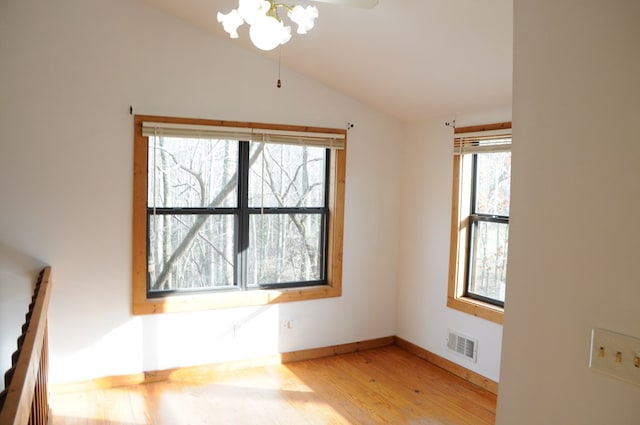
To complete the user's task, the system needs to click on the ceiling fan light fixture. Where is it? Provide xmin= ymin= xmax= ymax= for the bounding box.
xmin=218 ymin=0 xmax=319 ymax=51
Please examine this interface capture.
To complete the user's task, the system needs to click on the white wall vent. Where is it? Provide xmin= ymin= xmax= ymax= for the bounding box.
xmin=446 ymin=329 xmax=478 ymax=363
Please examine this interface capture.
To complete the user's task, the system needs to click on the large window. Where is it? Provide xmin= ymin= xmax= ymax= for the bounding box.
xmin=133 ymin=116 xmax=347 ymax=314
xmin=447 ymin=123 xmax=511 ymax=324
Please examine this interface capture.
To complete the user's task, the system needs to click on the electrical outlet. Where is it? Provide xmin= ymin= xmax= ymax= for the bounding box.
xmin=281 ymin=319 xmax=295 ymax=330
xmin=589 ymin=328 xmax=640 ymax=387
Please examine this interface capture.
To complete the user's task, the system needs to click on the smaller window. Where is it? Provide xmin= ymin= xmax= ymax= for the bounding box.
xmin=466 ymin=149 xmax=510 ymax=306
xmin=447 ymin=123 xmax=511 ymax=323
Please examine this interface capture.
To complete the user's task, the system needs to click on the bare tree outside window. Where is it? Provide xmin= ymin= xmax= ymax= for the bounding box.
xmin=467 ymin=151 xmax=511 ymax=304
xmin=146 ymin=137 xmax=327 ymax=295
xmin=248 ymin=143 xmax=326 ymax=286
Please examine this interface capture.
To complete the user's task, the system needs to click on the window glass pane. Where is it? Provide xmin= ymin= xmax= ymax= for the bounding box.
xmin=469 ymin=220 xmax=508 ymax=303
xmin=474 ymin=151 xmax=511 ymax=216
xmin=148 ymin=137 xmax=238 ymax=208
xmin=247 ymin=213 xmax=323 ymax=285
xmin=248 ymin=143 xmax=326 ymax=208
xmin=148 ymin=214 xmax=235 ymax=292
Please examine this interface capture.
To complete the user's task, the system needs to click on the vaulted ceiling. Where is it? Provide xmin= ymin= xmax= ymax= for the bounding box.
xmin=140 ymin=0 xmax=513 ymax=122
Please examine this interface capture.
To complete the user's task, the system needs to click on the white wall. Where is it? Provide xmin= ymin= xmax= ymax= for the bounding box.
xmin=396 ymin=109 xmax=510 ymax=383
xmin=496 ymin=1 xmax=640 ymax=423
xmin=0 ymin=0 xmax=401 ymax=384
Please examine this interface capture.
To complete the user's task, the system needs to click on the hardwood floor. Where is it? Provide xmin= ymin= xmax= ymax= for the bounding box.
xmin=51 ymin=346 xmax=496 ymax=425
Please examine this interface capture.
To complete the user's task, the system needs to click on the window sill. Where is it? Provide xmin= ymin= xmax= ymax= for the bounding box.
xmin=133 ymin=284 xmax=341 ymax=315
xmin=447 ymin=295 xmax=504 ymax=324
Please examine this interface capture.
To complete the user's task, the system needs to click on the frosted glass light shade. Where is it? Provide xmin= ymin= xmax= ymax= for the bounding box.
xmin=288 ymin=5 xmax=319 ymax=34
xmin=238 ymin=0 xmax=271 ymax=25
xmin=217 ymin=10 xmax=244 ymax=38
xmin=249 ymin=16 xmax=292 ymax=50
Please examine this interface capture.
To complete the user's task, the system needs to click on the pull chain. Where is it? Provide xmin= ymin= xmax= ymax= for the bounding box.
xmin=277 ymin=49 xmax=282 ymax=88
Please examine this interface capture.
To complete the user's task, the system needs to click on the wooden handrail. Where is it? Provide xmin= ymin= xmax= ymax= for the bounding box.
xmin=0 ymin=267 xmax=52 ymax=425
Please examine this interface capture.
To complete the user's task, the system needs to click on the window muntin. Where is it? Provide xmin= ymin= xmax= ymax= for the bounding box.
xmin=447 ymin=123 xmax=511 ymax=323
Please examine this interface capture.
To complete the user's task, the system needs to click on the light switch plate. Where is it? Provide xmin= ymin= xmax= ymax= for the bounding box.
xmin=589 ymin=328 xmax=640 ymax=387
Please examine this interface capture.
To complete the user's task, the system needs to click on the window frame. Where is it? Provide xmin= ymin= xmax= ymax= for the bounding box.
xmin=132 ymin=115 xmax=347 ymax=315
xmin=447 ymin=122 xmax=511 ymax=324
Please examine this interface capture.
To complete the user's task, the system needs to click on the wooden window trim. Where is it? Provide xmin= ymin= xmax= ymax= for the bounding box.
xmin=447 ymin=122 xmax=511 ymax=325
xmin=132 ymin=115 xmax=346 ymax=315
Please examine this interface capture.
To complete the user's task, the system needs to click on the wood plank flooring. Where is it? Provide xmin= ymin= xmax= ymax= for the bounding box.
xmin=51 ymin=346 xmax=496 ymax=425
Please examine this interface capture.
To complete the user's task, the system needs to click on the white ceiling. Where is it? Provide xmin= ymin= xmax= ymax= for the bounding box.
xmin=139 ymin=0 xmax=513 ymax=122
